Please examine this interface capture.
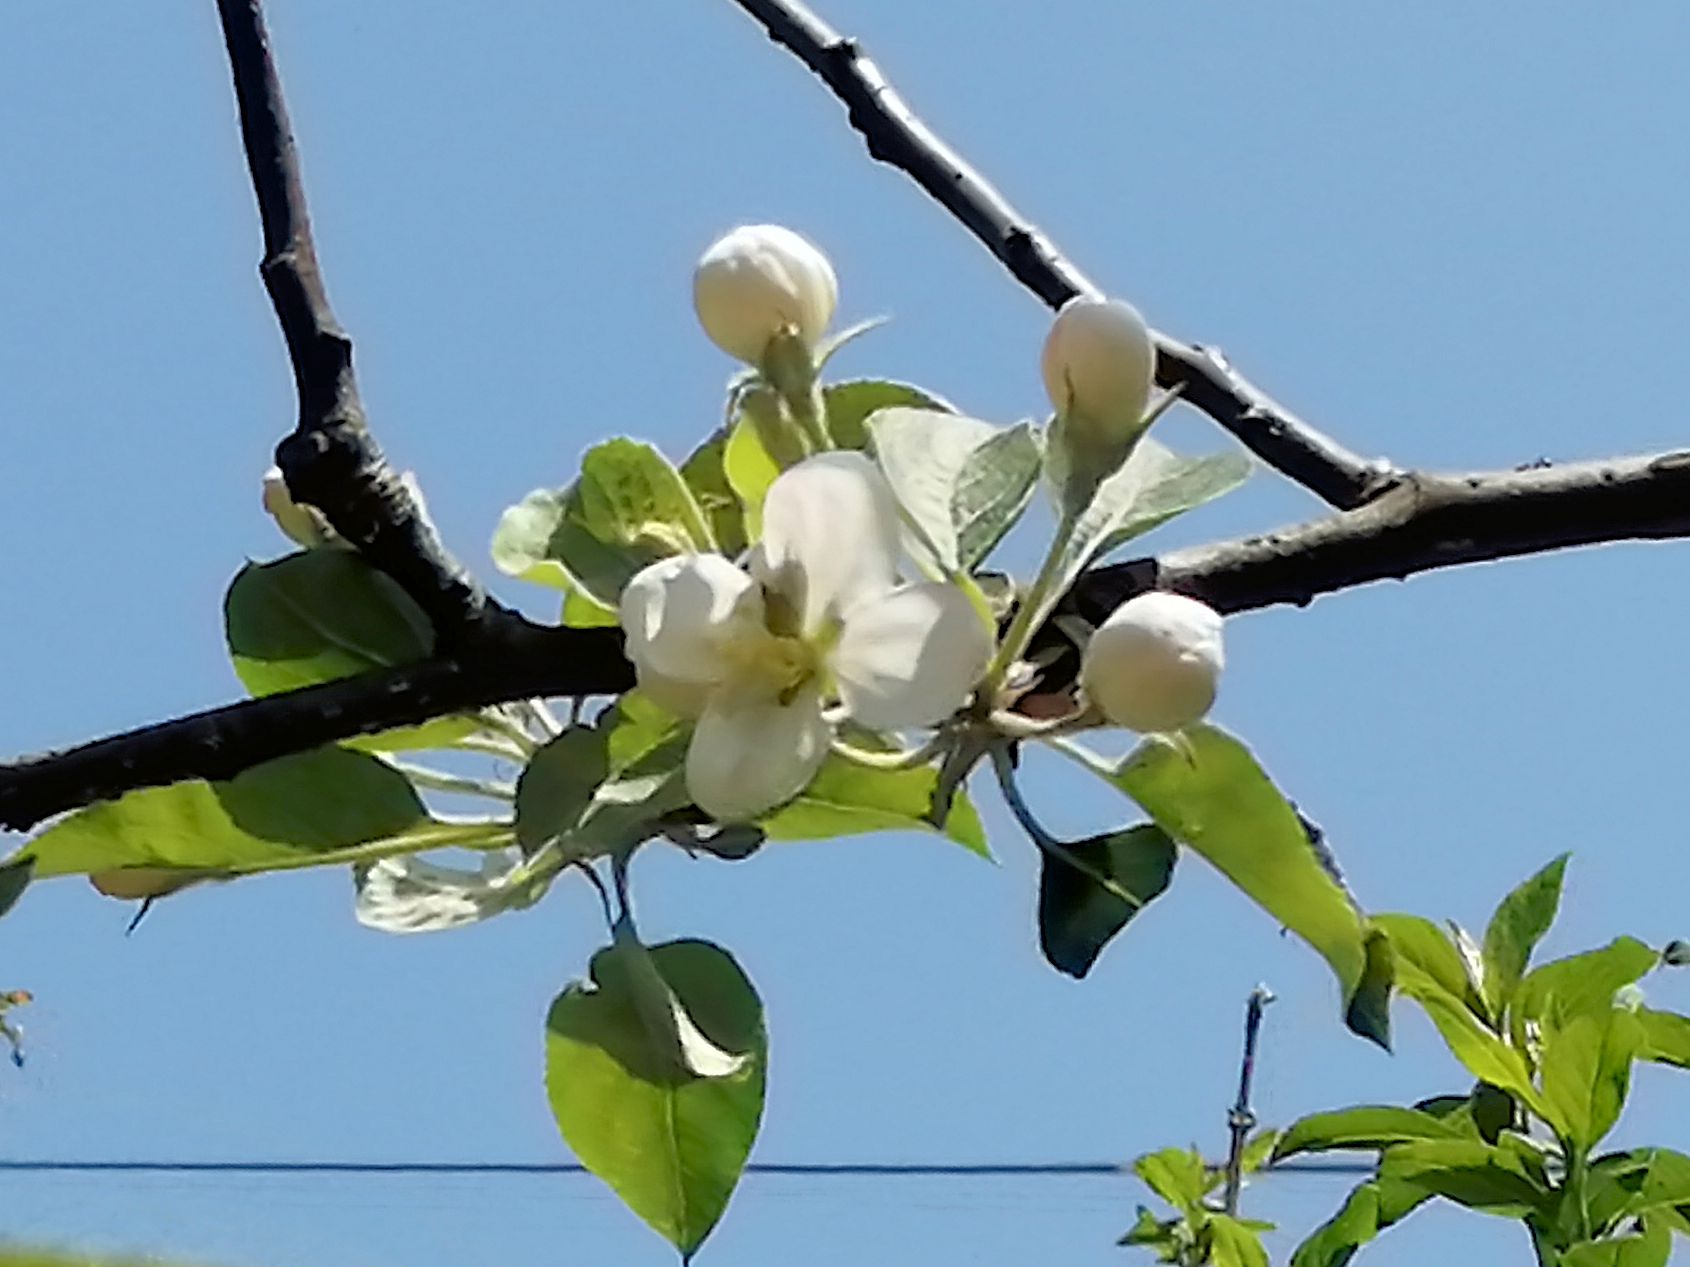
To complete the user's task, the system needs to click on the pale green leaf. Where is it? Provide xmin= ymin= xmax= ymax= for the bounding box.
xmin=1092 ymin=439 xmax=1253 ymax=558
xmin=1512 ymin=939 xmax=1661 ymax=1046
xmin=1636 ymin=1008 xmax=1690 ymax=1070
xmin=822 ymin=379 xmax=953 ymax=450
xmin=1539 ymin=1008 xmax=1642 ymax=1150
xmin=867 ymin=406 xmax=999 ymax=572
xmin=545 ymin=939 xmax=765 ymax=1260
xmin=1373 ymin=913 xmax=1486 ymax=1018
xmin=1109 ymin=725 xmax=1384 ymax=1045
xmin=1134 ymin=1146 xmax=1209 ymax=1214
xmin=1208 ymin=1214 xmax=1271 ymax=1267
xmin=1273 ymin=1106 xmax=1466 ymax=1163
xmin=723 ymin=414 xmax=781 ymax=537
xmin=760 ymin=755 xmax=989 ymax=857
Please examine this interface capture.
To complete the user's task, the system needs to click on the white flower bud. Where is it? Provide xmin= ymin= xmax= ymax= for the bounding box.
xmin=1041 ymin=296 xmax=1156 ymax=445
xmin=261 ymin=466 xmax=337 ymax=548
xmin=692 ymin=224 xmax=837 ymax=366
xmin=1081 ymin=591 xmax=1223 ymax=733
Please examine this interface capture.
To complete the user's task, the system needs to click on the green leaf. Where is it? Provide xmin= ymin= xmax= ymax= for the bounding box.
xmin=1240 ymin=1129 xmax=1281 ymax=1176
xmin=492 ymin=439 xmax=709 ymax=605
xmin=1117 ymin=1205 xmax=1182 ymax=1252
xmin=722 ymin=414 xmax=782 ymax=536
xmin=1092 ymin=439 xmax=1254 ymax=559
xmin=1600 ymin=1149 xmax=1690 ymax=1222
xmin=1290 ymin=1176 xmax=1432 ymax=1267
xmin=1208 ymin=1214 xmax=1271 ymax=1267
xmin=679 ymin=427 xmax=750 ymax=557
xmin=545 ymin=938 xmax=765 ymax=1260
xmin=1635 ymin=1008 xmax=1690 ymax=1070
xmin=1109 ymin=726 xmax=1383 ymax=1045
xmin=1274 ymin=1106 xmax=1466 ymax=1163
xmin=952 ymin=423 xmax=1042 ymax=570
xmin=1482 ymin=854 xmax=1569 ymax=1017
xmin=1378 ymin=1138 xmax=1551 ymax=1218
xmin=760 ymin=755 xmax=989 ymax=857
xmin=1539 ymin=1008 xmax=1642 ymax=1150
xmin=353 ymin=850 xmax=552 ymax=934
xmin=822 ymin=379 xmax=953 ymax=451
xmin=20 ymin=749 xmax=496 ymax=883
xmin=1037 ymin=824 xmax=1176 ymax=979
xmin=1513 ymin=939 xmax=1662 ymax=1046
xmin=1134 ymin=1146 xmax=1210 ymax=1215
xmin=1390 ymin=956 xmax=1543 ymax=1113
xmin=0 ymin=859 xmax=31 ymax=921
xmin=1373 ymin=913 xmax=1487 ymax=1019
xmin=515 ymin=694 xmax=688 ymax=860
xmin=1562 ymin=1221 xmax=1672 ymax=1267
xmin=223 ymin=553 xmax=479 ymax=752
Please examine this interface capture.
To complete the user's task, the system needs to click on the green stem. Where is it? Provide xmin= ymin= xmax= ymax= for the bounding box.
xmin=989 ymin=747 xmax=1146 ymax=911
xmin=982 ymin=508 xmax=1079 ymax=695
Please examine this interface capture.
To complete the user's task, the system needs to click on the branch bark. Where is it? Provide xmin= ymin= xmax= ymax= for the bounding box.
xmin=8 ymin=449 xmax=1687 ymax=832
xmin=724 ymin=0 xmax=1395 ymax=509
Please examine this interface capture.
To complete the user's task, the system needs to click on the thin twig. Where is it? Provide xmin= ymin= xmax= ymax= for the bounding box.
xmin=724 ymin=0 xmax=1395 ymax=508
xmin=1221 ymin=986 xmax=1274 ymax=1216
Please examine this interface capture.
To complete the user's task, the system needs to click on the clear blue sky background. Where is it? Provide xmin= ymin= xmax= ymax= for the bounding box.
xmin=3 ymin=3 xmax=1689 ymax=1264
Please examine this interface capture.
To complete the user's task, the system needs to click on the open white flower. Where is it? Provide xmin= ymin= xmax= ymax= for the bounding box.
xmin=619 ymin=452 xmax=991 ymax=822
xmin=1080 ymin=591 xmax=1223 ymax=733
xmin=692 ymin=224 xmax=838 ymax=366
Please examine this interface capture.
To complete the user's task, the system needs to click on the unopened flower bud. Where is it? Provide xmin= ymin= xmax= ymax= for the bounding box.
xmin=1042 ymin=296 xmax=1156 ymax=450
xmin=1081 ymin=591 xmax=1223 ymax=733
xmin=693 ymin=224 xmax=837 ymax=367
xmin=262 ymin=466 xmax=337 ymax=548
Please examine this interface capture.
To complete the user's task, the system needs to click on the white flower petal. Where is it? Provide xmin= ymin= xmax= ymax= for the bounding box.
xmin=692 ymin=225 xmax=837 ymax=364
xmin=686 ymin=685 xmax=830 ymax=822
xmin=619 ymin=554 xmax=761 ymax=685
xmin=755 ymin=452 xmax=900 ymax=633
xmin=833 ymin=582 xmax=991 ymax=730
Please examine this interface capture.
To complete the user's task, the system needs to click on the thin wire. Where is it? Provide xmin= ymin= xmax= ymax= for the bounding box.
xmin=0 ymin=1159 xmax=1373 ymax=1177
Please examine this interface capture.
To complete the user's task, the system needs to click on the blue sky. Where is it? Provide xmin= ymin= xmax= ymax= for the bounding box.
xmin=2 ymin=3 xmax=1689 ymax=1264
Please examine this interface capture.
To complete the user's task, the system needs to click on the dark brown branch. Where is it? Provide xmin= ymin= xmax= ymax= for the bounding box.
xmin=216 ymin=0 xmax=520 ymax=648
xmin=724 ymin=0 xmax=1395 ymax=510
xmin=0 ymin=627 xmax=633 ymax=834
xmin=1068 ymin=450 xmax=1690 ymax=622
xmin=9 ymin=449 xmax=1689 ymax=832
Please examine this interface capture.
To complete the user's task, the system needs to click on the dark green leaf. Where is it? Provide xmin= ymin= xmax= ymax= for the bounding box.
xmin=679 ymin=427 xmax=749 ymax=556
xmin=0 ymin=859 xmax=31 ymax=920
xmin=1539 ymin=1008 xmax=1641 ymax=1150
xmin=1037 ymin=824 xmax=1175 ymax=979
xmin=1482 ymin=854 xmax=1569 ymax=1017
xmin=545 ymin=939 xmax=765 ymax=1260
xmin=21 ymin=749 xmax=488 ymax=882
xmin=1110 ymin=726 xmax=1381 ymax=1045
xmin=1290 ymin=1181 xmax=1380 ymax=1267
xmin=760 ymin=755 xmax=989 ymax=857
xmin=1377 ymin=1139 xmax=1551 ymax=1218
xmin=1636 ymin=1008 xmax=1690 ymax=1070
xmin=1273 ymin=1106 xmax=1465 ymax=1163
xmin=1346 ymin=927 xmax=1394 ymax=1052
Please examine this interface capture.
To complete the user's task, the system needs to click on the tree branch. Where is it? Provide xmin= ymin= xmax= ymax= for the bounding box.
xmin=217 ymin=0 xmax=535 ymax=650
xmin=0 ymin=626 xmax=632 ymax=834
xmin=9 ymin=449 xmax=1687 ymax=832
xmin=724 ymin=0 xmax=1395 ymax=509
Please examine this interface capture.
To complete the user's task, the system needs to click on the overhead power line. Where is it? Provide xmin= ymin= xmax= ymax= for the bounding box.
xmin=0 ymin=1159 xmax=1373 ymax=1177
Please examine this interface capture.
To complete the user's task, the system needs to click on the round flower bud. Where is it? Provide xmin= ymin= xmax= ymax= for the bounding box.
xmin=692 ymin=224 xmax=838 ymax=366
xmin=261 ymin=466 xmax=336 ymax=548
xmin=1041 ymin=296 xmax=1156 ymax=445
xmin=1080 ymin=591 xmax=1223 ymax=733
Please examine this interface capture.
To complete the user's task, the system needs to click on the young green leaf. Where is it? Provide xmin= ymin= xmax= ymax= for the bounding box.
xmin=679 ymin=426 xmax=750 ymax=557
xmin=1377 ymin=1138 xmax=1551 ymax=1218
xmin=1561 ymin=1221 xmax=1672 ymax=1267
xmin=1372 ymin=914 xmax=1488 ymax=1020
xmin=1207 ymin=1213 xmax=1271 ymax=1267
xmin=545 ymin=939 xmax=765 ymax=1260
xmin=1391 ymin=956 xmax=1544 ymax=1113
xmin=1037 ymin=824 xmax=1176 ymax=979
xmin=760 ymin=755 xmax=989 ymax=857
xmin=1635 ymin=1008 xmax=1690 ymax=1070
xmin=822 ymin=379 xmax=953 ymax=450
xmin=1090 ymin=438 xmax=1253 ymax=559
xmin=867 ymin=407 xmax=998 ymax=571
xmin=19 ymin=748 xmax=502 ymax=884
xmin=1482 ymin=854 xmax=1569 ymax=1017
xmin=1109 ymin=726 xmax=1384 ymax=1046
xmin=722 ymin=413 xmax=782 ymax=536
xmin=1273 ymin=1106 xmax=1467 ymax=1163
xmin=1512 ymin=939 xmax=1662 ymax=1046
xmin=1290 ymin=1177 xmax=1432 ymax=1267
xmin=1134 ymin=1146 xmax=1210 ymax=1215
xmin=1539 ymin=1008 xmax=1643 ymax=1152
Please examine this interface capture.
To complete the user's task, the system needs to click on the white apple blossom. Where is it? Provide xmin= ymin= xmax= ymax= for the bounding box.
xmin=1041 ymin=296 xmax=1156 ymax=447
xmin=1080 ymin=591 xmax=1224 ymax=733
xmin=619 ymin=452 xmax=991 ymax=822
xmin=692 ymin=224 xmax=838 ymax=366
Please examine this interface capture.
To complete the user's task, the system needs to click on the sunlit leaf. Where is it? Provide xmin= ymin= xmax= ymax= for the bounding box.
xmin=952 ymin=422 xmax=1042 ymax=570
xmin=1037 ymin=824 xmax=1175 ymax=979
xmin=1377 ymin=1138 xmax=1551 ymax=1218
xmin=1512 ymin=939 xmax=1661 ymax=1047
xmin=1134 ymin=1146 xmax=1209 ymax=1215
xmin=723 ymin=413 xmax=782 ymax=537
xmin=1563 ymin=1220 xmax=1672 ymax=1267
xmin=1289 ymin=1177 xmax=1431 ymax=1267
xmin=679 ymin=427 xmax=749 ymax=557
xmin=1539 ymin=1008 xmax=1642 ymax=1151
xmin=761 ymin=755 xmax=989 ymax=857
xmin=1391 ymin=956 xmax=1543 ymax=1113
xmin=1208 ymin=1214 xmax=1271 ymax=1267
xmin=822 ymin=379 xmax=953 ymax=450
xmin=1635 ymin=1008 xmax=1690 ymax=1071
xmin=1273 ymin=1106 xmax=1466 ymax=1163
xmin=1373 ymin=913 xmax=1486 ymax=1019
xmin=1481 ymin=854 xmax=1568 ymax=1018
xmin=1108 ymin=726 xmax=1384 ymax=1046
xmin=1091 ymin=439 xmax=1253 ymax=559
xmin=19 ymin=749 xmax=500 ymax=884
xmin=545 ymin=939 xmax=765 ymax=1259
xmin=224 ymin=552 xmax=476 ymax=751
